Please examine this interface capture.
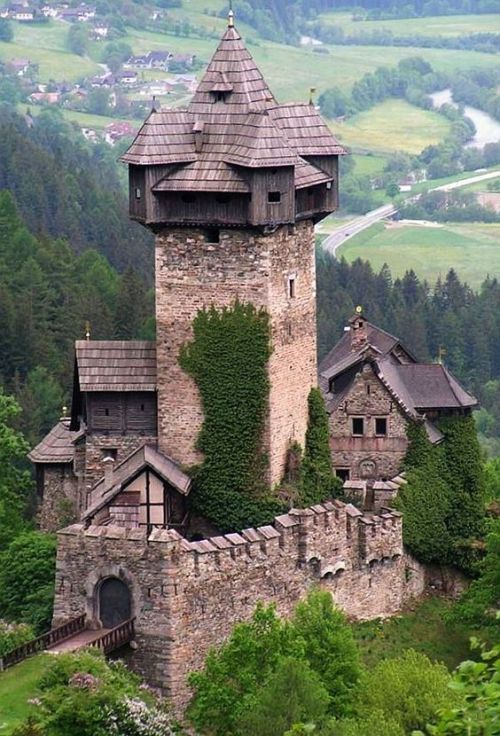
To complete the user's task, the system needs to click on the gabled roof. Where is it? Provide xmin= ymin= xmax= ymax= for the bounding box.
xmin=319 ymin=320 xmax=414 ymax=382
xmin=378 ymin=359 xmax=477 ymax=411
xmin=224 ymin=110 xmax=297 ymax=168
xmin=269 ymin=103 xmax=346 ymax=157
xmin=75 ymin=340 xmax=156 ymax=392
xmin=153 ymin=160 xmax=250 ymax=193
xmin=84 ymin=444 xmax=192 ymax=521
xmin=28 ymin=419 xmax=84 ymax=464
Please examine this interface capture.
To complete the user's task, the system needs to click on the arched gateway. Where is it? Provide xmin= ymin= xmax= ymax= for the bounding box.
xmin=98 ymin=577 xmax=131 ymax=629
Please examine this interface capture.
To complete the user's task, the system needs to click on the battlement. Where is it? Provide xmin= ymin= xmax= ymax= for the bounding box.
xmin=60 ymin=499 xmax=403 ymax=576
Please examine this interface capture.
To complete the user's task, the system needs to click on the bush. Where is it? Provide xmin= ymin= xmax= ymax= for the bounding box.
xmin=0 ymin=619 xmax=34 ymax=657
xmin=0 ymin=532 xmax=57 ymax=633
xmin=358 ymin=650 xmax=457 ymax=732
xmin=17 ymin=649 xmax=174 ymax=736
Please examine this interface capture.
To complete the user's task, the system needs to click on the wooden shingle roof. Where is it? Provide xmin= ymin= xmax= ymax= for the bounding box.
xmin=121 ymin=23 xmax=345 ymax=193
xmin=28 ymin=420 xmax=83 ymax=464
xmin=75 ymin=340 xmax=156 ymax=392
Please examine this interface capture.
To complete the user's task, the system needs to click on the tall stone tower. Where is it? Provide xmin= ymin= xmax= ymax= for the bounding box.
xmin=122 ymin=14 xmax=345 ymax=485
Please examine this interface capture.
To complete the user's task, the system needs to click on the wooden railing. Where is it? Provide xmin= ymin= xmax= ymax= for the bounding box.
xmin=90 ymin=618 xmax=135 ymax=654
xmin=0 ymin=614 xmax=87 ymax=670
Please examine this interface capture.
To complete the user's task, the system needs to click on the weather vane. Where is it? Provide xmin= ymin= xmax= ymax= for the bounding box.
xmin=355 ymin=305 xmax=363 ymax=315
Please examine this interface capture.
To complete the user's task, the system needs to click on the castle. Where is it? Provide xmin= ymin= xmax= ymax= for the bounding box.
xmin=28 ymin=14 xmax=474 ymax=712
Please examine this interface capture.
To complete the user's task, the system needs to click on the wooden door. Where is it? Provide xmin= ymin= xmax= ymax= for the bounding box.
xmin=99 ymin=578 xmax=131 ymax=629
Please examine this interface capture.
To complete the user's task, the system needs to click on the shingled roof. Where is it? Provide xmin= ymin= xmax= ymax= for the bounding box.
xmin=122 ymin=22 xmax=346 ymax=193
xmin=75 ymin=340 xmax=156 ymax=392
xmin=84 ymin=444 xmax=192 ymax=521
xmin=28 ymin=419 xmax=84 ymax=464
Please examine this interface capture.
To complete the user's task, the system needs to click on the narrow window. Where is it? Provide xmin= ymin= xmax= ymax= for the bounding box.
xmin=105 ymin=408 xmax=110 ymax=417
xmin=135 ymin=187 xmax=141 ymax=200
xmin=376 ymin=417 xmax=387 ymax=436
xmin=288 ymin=276 xmax=296 ymax=299
xmin=366 ymin=384 xmax=371 ymax=395
xmin=352 ymin=417 xmax=364 ymax=436
xmin=140 ymin=403 xmax=145 ymax=412
xmin=205 ymin=228 xmax=220 ymax=244
xmin=268 ymin=191 xmax=281 ymax=203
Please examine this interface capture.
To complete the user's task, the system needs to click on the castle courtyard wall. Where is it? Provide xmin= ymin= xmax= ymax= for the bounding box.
xmin=53 ymin=501 xmax=424 ymax=714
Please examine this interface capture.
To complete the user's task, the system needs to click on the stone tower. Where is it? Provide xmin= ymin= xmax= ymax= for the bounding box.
xmin=122 ymin=15 xmax=345 ymax=485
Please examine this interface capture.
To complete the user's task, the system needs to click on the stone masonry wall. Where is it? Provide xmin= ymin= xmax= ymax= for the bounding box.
xmin=329 ymin=364 xmax=408 ymax=480
xmin=38 ymin=465 xmax=79 ymax=532
xmin=53 ymin=501 xmax=422 ymax=715
xmin=155 ymin=221 xmax=317 ymax=486
xmin=83 ymin=434 xmax=157 ymax=495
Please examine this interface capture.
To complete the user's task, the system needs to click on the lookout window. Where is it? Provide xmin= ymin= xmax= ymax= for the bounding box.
xmin=376 ymin=417 xmax=387 ymax=436
xmin=288 ymin=276 xmax=296 ymax=299
xmin=268 ymin=191 xmax=281 ymax=203
xmin=352 ymin=417 xmax=364 ymax=436
xmin=205 ymin=228 xmax=220 ymax=244
xmin=135 ymin=187 xmax=141 ymax=200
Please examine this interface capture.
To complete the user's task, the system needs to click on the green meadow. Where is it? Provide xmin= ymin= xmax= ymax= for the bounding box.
xmin=318 ymin=11 xmax=500 ymax=38
xmin=336 ymin=220 xmax=500 ymax=287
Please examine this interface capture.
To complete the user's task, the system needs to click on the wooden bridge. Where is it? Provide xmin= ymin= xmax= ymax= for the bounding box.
xmin=0 ymin=615 xmax=135 ymax=671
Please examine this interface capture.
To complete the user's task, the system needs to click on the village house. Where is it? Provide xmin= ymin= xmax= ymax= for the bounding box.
xmin=104 ymin=120 xmax=137 ymax=144
xmin=319 ymin=309 xmax=477 ymax=488
xmin=29 ymin=13 xmax=433 ymax=715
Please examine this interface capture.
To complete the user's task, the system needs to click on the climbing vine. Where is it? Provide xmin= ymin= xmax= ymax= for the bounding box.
xmin=395 ymin=417 xmax=485 ymax=571
xmin=180 ymin=301 xmax=284 ymax=532
xmin=299 ymin=388 xmax=342 ymax=506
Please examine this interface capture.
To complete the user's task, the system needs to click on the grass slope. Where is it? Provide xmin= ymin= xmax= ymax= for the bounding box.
xmin=0 ymin=655 xmax=49 ymax=734
xmin=0 ymin=21 xmax=100 ymax=82
xmin=337 ymin=220 xmax=500 ymax=286
xmin=331 ymin=99 xmax=451 ymax=154
xmin=354 ymin=597 xmax=480 ymax=671
xmin=318 ymin=12 xmax=500 ymax=38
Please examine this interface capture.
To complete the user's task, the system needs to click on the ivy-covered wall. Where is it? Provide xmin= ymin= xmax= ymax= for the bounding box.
xmin=395 ymin=417 xmax=485 ymax=571
xmin=180 ymin=302 xmax=283 ymax=532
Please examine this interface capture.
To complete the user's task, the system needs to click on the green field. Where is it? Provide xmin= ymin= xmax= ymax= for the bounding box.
xmin=337 ymin=220 xmax=500 ymax=286
xmin=331 ymin=99 xmax=451 ymax=155
xmin=0 ymin=21 xmax=100 ymax=82
xmin=0 ymin=655 xmax=49 ymax=734
xmin=318 ymin=11 xmax=500 ymax=38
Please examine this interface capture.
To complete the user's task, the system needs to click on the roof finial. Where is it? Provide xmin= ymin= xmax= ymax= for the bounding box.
xmin=437 ymin=345 xmax=447 ymax=365
xmin=85 ymin=321 xmax=91 ymax=341
xmin=228 ymin=0 xmax=234 ymax=27
xmin=309 ymin=86 xmax=317 ymax=105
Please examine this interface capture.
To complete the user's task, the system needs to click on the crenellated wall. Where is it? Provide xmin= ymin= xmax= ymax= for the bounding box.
xmin=53 ymin=500 xmax=420 ymax=713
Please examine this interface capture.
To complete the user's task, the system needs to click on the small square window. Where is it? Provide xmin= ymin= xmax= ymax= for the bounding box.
xmin=288 ymin=276 xmax=296 ymax=298
xmin=336 ymin=468 xmax=350 ymax=482
xmin=268 ymin=191 xmax=281 ymax=203
xmin=376 ymin=417 xmax=387 ymax=436
xmin=352 ymin=417 xmax=364 ymax=436
xmin=205 ymin=228 xmax=220 ymax=244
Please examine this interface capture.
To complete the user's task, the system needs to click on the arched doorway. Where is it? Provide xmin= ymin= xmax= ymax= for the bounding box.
xmin=98 ymin=577 xmax=131 ymax=629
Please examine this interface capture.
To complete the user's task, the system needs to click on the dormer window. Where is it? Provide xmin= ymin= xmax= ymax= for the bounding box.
xmin=212 ymin=91 xmax=228 ymax=103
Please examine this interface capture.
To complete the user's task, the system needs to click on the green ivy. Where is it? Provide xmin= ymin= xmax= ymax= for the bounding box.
xmin=396 ymin=417 xmax=486 ymax=571
xmin=299 ymin=388 xmax=342 ymax=506
xmin=180 ymin=301 xmax=284 ymax=532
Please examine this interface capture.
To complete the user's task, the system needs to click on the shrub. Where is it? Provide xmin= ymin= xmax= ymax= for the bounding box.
xmin=300 ymin=389 xmax=342 ymax=506
xmin=0 ymin=532 xmax=57 ymax=633
xmin=0 ymin=619 xmax=34 ymax=657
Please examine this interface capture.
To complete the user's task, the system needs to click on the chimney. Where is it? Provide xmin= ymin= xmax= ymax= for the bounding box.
xmin=193 ymin=120 xmax=204 ymax=153
xmin=349 ymin=307 xmax=368 ymax=353
xmin=102 ymin=454 xmax=115 ymax=490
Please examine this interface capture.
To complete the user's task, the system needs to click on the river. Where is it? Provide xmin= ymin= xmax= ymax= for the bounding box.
xmin=430 ymin=89 xmax=500 ymax=149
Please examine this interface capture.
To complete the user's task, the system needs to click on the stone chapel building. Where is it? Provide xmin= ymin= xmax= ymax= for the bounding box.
xmin=25 ymin=15 xmax=466 ymax=712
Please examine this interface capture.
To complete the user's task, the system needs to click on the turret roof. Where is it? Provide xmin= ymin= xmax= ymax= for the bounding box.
xmin=122 ymin=23 xmax=345 ymax=192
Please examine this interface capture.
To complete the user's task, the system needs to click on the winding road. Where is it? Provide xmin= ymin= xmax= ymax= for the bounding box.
xmin=322 ymin=168 xmax=500 ymax=258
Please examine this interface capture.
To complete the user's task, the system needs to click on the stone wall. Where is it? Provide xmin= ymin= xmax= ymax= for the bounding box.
xmin=53 ymin=500 xmax=423 ymax=714
xmin=38 ymin=465 xmax=79 ymax=532
xmin=154 ymin=220 xmax=317 ymax=486
xmin=329 ymin=364 xmax=408 ymax=480
xmin=83 ymin=434 xmax=156 ymax=495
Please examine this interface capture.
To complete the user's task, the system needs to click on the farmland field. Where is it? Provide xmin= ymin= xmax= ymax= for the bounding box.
xmin=330 ymin=99 xmax=451 ymax=155
xmin=317 ymin=12 xmax=500 ymax=38
xmin=336 ymin=220 xmax=500 ymax=286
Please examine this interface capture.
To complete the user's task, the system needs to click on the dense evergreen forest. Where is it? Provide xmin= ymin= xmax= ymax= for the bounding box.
xmin=0 ymin=105 xmax=152 ymax=275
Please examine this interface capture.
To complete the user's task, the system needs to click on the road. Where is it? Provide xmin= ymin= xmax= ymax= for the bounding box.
xmin=322 ymin=168 xmax=500 ymax=258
